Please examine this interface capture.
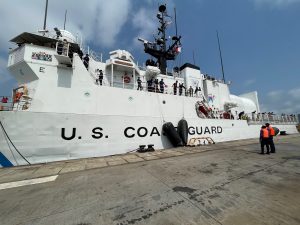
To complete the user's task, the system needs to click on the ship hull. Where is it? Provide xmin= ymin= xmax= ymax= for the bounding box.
xmin=0 ymin=111 xmax=298 ymax=167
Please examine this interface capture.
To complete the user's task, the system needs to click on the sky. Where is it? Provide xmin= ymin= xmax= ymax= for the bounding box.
xmin=0 ymin=0 xmax=299 ymax=114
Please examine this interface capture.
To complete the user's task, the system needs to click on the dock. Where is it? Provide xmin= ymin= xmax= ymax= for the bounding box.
xmin=0 ymin=134 xmax=300 ymax=225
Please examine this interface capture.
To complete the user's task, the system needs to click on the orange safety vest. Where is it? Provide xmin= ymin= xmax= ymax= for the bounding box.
xmin=269 ymin=126 xmax=275 ymax=136
xmin=261 ymin=128 xmax=269 ymax=138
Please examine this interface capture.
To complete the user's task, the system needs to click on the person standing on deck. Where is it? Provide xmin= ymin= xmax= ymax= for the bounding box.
xmin=188 ymin=86 xmax=194 ymax=97
xmin=266 ymin=123 xmax=276 ymax=153
xmin=83 ymin=54 xmax=89 ymax=69
xmin=159 ymin=79 xmax=166 ymax=93
xmin=137 ymin=77 xmax=143 ymax=90
xmin=260 ymin=125 xmax=270 ymax=154
xmin=179 ymin=83 xmax=185 ymax=96
xmin=172 ymin=81 xmax=178 ymax=95
xmin=147 ymin=78 xmax=154 ymax=92
xmin=154 ymin=79 xmax=159 ymax=92
xmin=195 ymin=86 xmax=201 ymax=97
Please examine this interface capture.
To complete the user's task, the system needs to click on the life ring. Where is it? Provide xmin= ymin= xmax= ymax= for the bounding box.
xmin=14 ymin=92 xmax=23 ymax=103
xmin=123 ymin=75 xmax=131 ymax=83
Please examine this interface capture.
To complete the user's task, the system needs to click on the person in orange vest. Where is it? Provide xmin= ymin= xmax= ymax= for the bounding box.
xmin=260 ymin=125 xmax=270 ymax=154
xmin=266 ymin=123 xmax=276 ymax=153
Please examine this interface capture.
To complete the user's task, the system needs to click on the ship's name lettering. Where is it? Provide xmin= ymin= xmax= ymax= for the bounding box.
xmin=188 ymin=126 xmax=222 ymax=135
xmin=124 ymin=127 xmax=160 ymax=138
xmin=123 ymin=126 xmax=223 ymax=138
xmin=61 ymin=125 xmax=223 ymax=140
xmin=61 ymin=127 xmax=107 ymax=140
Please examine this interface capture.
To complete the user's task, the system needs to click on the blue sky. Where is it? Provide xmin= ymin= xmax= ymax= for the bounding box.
xmin=0 ymin=0 xmax=299 ymax=114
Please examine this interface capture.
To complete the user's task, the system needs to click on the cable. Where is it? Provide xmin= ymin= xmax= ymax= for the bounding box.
xmin=2 ymin=128 xmax=19 ymax=165
xmin=0 ymin=120 xmax=31 ymax=165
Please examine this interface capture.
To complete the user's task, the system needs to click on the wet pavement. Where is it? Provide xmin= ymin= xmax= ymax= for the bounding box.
xmin=0 ymin=134 xmax=299 ymax=225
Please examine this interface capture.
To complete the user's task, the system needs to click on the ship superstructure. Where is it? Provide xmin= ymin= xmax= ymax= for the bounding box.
xmin=0 ymin=4 xmax=298 ymax=167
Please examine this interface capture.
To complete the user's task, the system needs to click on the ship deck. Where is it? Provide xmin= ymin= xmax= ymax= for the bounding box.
xmin=0 ymin=134 xmax=300 ymax=225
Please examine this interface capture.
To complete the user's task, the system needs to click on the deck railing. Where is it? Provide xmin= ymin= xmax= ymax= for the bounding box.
xmin=0 ymin=96 xmax=32 ymax=112
xmin=244 ymin=113 xmax=298 ymax=125
xmin=92 ymin=73 xmax=200 ymax=97
xmin=0 ymin=96 xmax=13 ymax=111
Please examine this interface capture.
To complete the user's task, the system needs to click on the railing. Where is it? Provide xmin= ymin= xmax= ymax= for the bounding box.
xmin=92 ymin=73 xmax=203 ymax=97
xmin=0 ymin=96 xmax=13 ymax=111
xmin=0 ymin=96 xmax=32 ymax=112
xmin=204 ymin=111 xmax=298 ymax=124
xmin=89 ymin=50 xmax=102 ymax=62
xmin=244 ymin=113 xmax=298 ymax=125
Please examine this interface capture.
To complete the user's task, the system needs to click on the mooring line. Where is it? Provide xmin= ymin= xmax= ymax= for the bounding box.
xmin=0 ymin=120 xmax=31 ymax=165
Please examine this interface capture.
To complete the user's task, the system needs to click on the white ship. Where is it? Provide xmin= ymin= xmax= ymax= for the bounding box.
xmin=0 ymin=4 xmax=298 ymax=167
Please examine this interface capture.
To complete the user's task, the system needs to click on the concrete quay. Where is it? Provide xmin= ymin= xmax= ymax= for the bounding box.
xmin=0 ymin=134 xmax=299 ymax=225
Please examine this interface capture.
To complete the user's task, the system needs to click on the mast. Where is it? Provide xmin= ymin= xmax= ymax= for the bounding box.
xmin=138 ymin=4 xmax=181 ymax=75
xmin=217 ymin=30 xmax=226 ymax=83
xmin=43 ymin=0 xmax=49 ymax=31
xmin=159 ymin=5 xmax=167 ymax=74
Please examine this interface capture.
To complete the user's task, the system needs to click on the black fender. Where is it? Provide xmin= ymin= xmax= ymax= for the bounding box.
xmin=177 ymin=119 xmax=188 ymax=146
xmin=163 ymin=122 xmax=183 ymax=147
xmin=273 ymin=127 xmax=280 ymax=136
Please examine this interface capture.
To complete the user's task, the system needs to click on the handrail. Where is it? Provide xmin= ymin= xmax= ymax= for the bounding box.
xmin=243 ymin=112 xmax=298 ymax=125
xmin=0 ymin=95 xmax=32 ymax=112
xmin=90 ymin=72 xmax=202 ymax=97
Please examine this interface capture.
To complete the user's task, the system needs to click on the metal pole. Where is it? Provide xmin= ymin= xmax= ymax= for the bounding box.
xmin=174 ymin=7 xmax=178 ymax=37
xmin=216 ymin=31 xmax=225 ymax=83
xmin=64 ymin=10 xmax=67 ymax=30
xmin=43 ymin=0 xmax=49 ymax=31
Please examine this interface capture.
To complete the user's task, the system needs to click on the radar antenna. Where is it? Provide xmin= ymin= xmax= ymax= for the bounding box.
xmin=138 ymin=4 xmax=182 ymax=75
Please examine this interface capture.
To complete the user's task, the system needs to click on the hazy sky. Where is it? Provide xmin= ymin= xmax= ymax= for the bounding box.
xmin=0 ymin=0 xmax=299 ymax=114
